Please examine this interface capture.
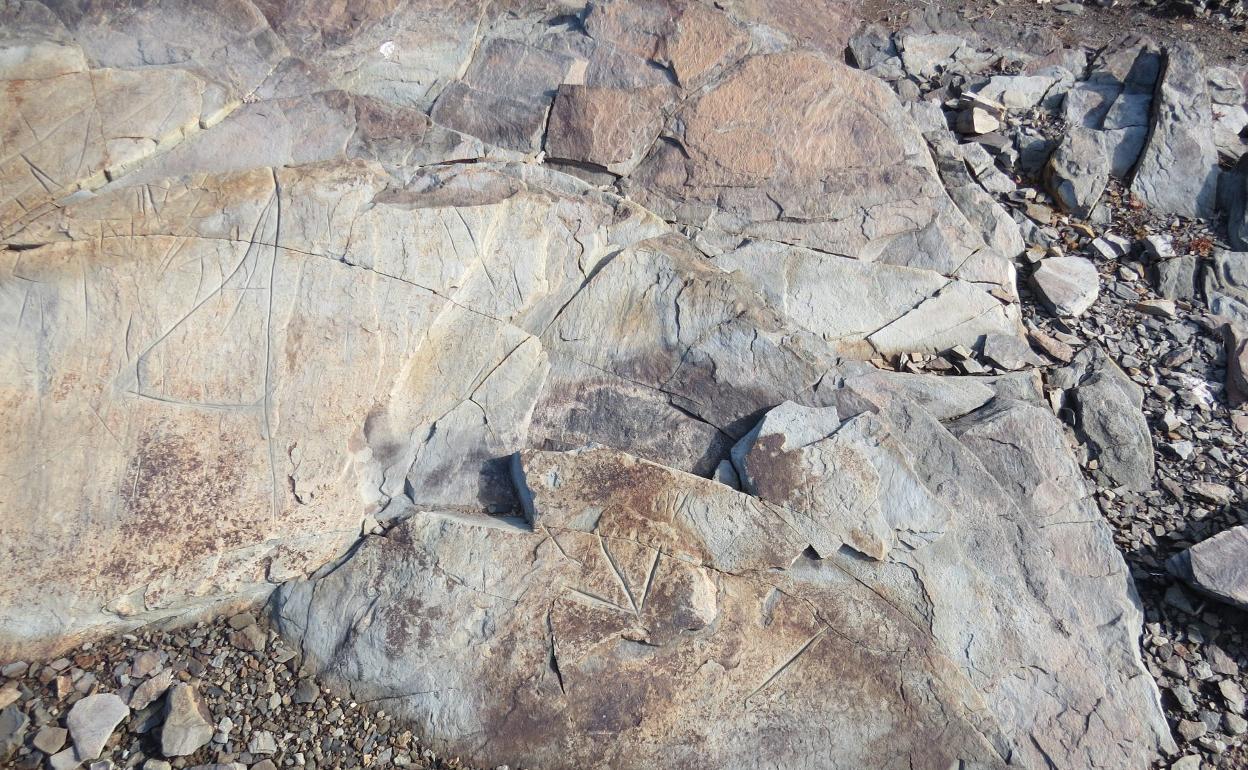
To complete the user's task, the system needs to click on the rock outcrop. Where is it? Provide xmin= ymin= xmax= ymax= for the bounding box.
xmin=275 ymin=384 xmax=1173 ymax=770
xmin=0 ymin=0 xmax=1205 ymax=768
xmin=0 ymin=0 xmax=1028 ymax=658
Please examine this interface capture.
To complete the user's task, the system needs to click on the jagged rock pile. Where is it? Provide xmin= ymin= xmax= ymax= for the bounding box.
xmin=846 ymin=8 xmax=1248 ymax=768
xmin=3 ymin=0 xmax=1248 ymax=769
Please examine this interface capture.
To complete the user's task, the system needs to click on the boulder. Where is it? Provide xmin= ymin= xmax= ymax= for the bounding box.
xmin=275 ymin=390 xmax=1173 ymax=770
xmin=1129 ymin=43 xmax=1221 ymax=218
xmin=1032 ymin=257 xmax=1101 ymax=316
xmin=1168 ymin=526 xmax=1248 ymax=611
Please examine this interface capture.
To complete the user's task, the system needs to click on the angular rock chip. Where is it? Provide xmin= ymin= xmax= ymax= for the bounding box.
xmin=0 ymin=705 xmax=28 ymax=761
xmin=33 ymin=725 xmax=68 ymax=755
xmin=129 ymin=670 xmax=174 ymax=711
xmin=161 ymin=683 xmax=214 ymax=757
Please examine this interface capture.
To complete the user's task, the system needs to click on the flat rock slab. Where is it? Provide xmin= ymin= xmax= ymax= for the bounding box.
xmin=1169 ymin=526 xmax=1248 ymax=611
xmin=275 ymin=386 xmax=1172 ymax=770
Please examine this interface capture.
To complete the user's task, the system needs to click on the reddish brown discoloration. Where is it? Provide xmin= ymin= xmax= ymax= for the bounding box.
xmin=740 ymin=431 xmax=810 ymax=504
xmin=102 ymin=424 xmax=253 ymax=585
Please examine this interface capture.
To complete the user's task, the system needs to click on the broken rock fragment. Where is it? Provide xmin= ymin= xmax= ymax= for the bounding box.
xmin=161 ymin=683 xmax=214 ymax=757
xmin=66 ymin=693 xmax=128 ymax=761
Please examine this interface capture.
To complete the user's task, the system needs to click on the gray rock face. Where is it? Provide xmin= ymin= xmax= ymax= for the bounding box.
xmin=1225 ymin=324 xmax=1248 ymax=408
xmin=1046 ymin=127 xmax=1111 ymax=216
xmin=66 ymin=693 xmax=129 ymax=761
xmin=1226 ymin=156 xmax=1248 ymax=251
xmin=1129 ymin=43 xmax=1221 ymax=218
xmin=929 ymin=134 xmax=1026 ymax=259
xmin=0 ymin=0 xmax=1033 ymax=659
xmin=161 ymin=684 xmax=214 ymax=757
xmin=1155 ymin=256 xmax=1201 ymax=302
xmin=1062 ymin=36 xmax=1159 ymax=180
xmin=0 ymin=705 xmax=28 ymax=761
xmin=1032 ymin=256 xmax=1101 ymax=316
xmin=1205 ymin=251 xmax=1248 ymax=328
xmin=1169 ymin=526 xmax=1248 ymax=611
xmin=1052 ymin=346 xmax=1155 ymax=492
xmin=275 ymin=385 xmax=1172 ymax=770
